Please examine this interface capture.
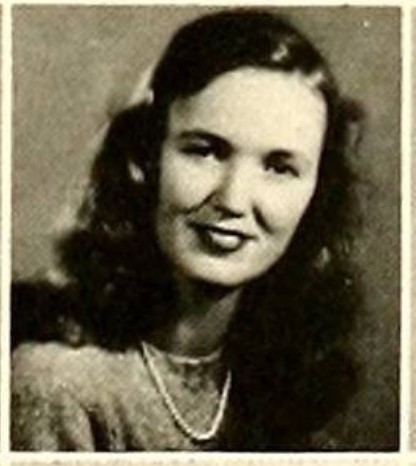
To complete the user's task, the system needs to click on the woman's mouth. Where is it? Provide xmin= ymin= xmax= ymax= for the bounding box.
xmin=190 ymin=222 xmax=253 ymax=253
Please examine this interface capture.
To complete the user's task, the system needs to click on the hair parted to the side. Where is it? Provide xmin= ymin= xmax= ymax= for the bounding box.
xmin=13 ymin=9 xmax=364 ymax=449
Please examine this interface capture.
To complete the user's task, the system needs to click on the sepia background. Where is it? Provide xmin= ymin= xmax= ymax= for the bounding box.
xmin=12 ymin=6 xmax=400 ymax=449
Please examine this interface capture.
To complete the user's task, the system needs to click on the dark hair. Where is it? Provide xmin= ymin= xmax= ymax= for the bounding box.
xmin=13 ymin=9 xmax=364 ymax=449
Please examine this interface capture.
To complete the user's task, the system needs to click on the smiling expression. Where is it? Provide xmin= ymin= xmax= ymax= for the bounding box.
xmin=155 ymin=68 xmax=327 ymax=287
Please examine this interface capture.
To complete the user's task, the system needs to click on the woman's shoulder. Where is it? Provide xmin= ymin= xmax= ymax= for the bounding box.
xmin=13 ymin=341 xmax=109 ymax=372
xmin=12 ymin=341 xmax=148 ymax=451
xmin=12 ymin=341 xmax=136 ymax=402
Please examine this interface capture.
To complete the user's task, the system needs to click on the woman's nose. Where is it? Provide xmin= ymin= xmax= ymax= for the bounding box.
xmin=211 ymin=162 xmax=253 ymax=218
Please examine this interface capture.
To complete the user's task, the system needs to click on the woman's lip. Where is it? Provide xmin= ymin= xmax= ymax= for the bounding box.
xmin=189 ymin=222 xmax=255 ymax=239
xmin=189 ymin=222 xmax=254 ymax=253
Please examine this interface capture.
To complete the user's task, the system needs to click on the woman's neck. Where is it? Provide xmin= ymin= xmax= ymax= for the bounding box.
xmin=148 ymin=275 xmax=242 ymax=358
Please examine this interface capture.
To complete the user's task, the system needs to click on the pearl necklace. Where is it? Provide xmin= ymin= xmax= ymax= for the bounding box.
xmin=141 ymin=341 xmax=232 ymax=442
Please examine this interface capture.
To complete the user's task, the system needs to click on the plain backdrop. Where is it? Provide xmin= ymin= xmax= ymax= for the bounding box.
xmin=13 ymin=6 xmax=400 ymax=449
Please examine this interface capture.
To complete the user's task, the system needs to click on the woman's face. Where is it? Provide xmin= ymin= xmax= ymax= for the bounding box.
xmin=155 ymin=68 xmax=327 ymax=287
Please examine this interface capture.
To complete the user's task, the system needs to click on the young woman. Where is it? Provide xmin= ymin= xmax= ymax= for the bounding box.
xmin=12 ymin=9 xmax=362 ymax=451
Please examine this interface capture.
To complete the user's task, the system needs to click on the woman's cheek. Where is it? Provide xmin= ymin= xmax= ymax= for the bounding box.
xmin=161 ymin=151 xmax=218 ymax=211
xmin=261 ymin=180 xmax=317 ymax=232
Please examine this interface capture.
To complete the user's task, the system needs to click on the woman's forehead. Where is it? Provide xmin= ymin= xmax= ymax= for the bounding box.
xmin=167 ymin=68 xmax=327 ymax=158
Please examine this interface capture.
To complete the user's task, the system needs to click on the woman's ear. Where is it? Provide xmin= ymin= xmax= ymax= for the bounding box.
xmin=128 ymin=159 xmax=145 ymax=184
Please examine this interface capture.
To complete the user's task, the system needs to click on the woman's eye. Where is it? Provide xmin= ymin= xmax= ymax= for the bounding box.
xmin=181 ymin=144 xmax=217 ymax=158
xmin=264 ymin=156 xmax=299 ymax=177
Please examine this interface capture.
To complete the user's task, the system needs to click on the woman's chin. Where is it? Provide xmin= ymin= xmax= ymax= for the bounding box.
xmin=175 ymin=260 xmax=264 ymax=289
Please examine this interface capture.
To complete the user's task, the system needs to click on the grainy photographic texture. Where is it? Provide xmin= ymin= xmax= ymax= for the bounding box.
xmin=12 ymin=6 xmax=399 ymax=451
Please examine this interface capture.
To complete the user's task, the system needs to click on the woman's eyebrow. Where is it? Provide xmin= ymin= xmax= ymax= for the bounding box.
xmin=175 ymin=130 xmax=231 ymax=149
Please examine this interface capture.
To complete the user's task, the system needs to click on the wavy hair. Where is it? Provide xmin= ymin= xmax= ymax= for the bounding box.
xmin=13 ymin=9 xmax=364 ymax=449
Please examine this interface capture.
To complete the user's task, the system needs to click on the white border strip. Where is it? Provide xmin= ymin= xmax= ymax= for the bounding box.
xmin=3 ymin=1 xmax=406 ymax=463
xmin=4 ymin=450 xmax=405 ymax=463
xmin=4 ymin=0 xmax=406 ymax=6
xmin=1 ymin=0 xmax=12 ymax=457
xmin=401 ymin=0 xmax=411 ymax=455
